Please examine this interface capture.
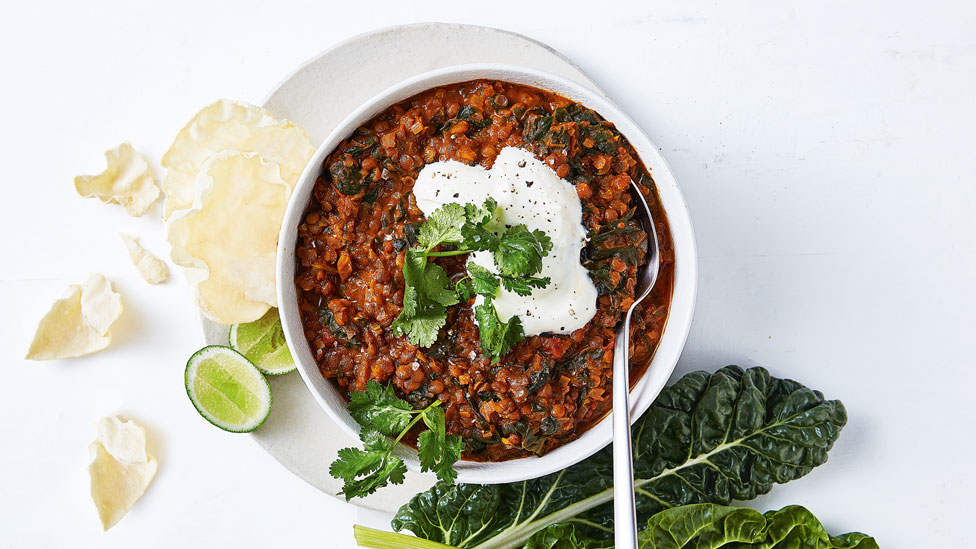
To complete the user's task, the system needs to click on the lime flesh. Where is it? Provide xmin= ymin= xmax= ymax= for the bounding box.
xmin=229 ymin=308 xmax=295 ymax=375
xmin=185 ymin=346 xmax=272 ymax=432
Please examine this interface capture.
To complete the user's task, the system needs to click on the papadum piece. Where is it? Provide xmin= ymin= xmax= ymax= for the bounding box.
xmin=25 ymin=274 xmax=124 ymax=360
xmin=120 ymin=233 xmax=169 ymax=284
xmin=75 ymin=143 xmax=160 ymax=217
xmin=160 ymin=100 xmax=314 ymax=218
xmin=165 ymin=151 xmax=291 ymax=325
xmin=89 ymin=417 xmax=157 ymax=531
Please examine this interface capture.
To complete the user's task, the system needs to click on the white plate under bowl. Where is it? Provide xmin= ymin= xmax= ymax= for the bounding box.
xmin=199 ymin=23 xmax=621 ymax=513
xmin=278 ymin=63 xmax=697 ymax=485
xmin=203 ymin=23 xmax=616 ymax=513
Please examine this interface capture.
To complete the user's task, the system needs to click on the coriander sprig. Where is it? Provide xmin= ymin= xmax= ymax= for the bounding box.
xmin=391 ymin=199 xmax=553 ymax=363
xmin=329 ymin=381 xmax=463 ymax=500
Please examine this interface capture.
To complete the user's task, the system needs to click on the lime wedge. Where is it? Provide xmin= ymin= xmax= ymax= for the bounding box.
xmin=229 ymin=308 xmax=295 ymax=375
xmin=185 ymin=346 xmax=272 ymax=432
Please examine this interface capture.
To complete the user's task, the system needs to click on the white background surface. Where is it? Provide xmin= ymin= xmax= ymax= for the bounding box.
xmin=1 ymin=1 xmax=973 ymax=547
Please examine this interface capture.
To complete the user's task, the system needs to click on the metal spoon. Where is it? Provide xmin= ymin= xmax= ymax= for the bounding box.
xmin=612 ymin=182 xmax=660 ymax=549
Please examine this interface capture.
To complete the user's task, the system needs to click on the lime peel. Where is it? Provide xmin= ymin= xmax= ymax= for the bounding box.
xmin=185 ymin=345 xmax=272 ymax=433
xmin=229 ymin=308 xmax=296 ymax=375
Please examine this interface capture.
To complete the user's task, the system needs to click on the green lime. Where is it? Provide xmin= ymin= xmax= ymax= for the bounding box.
xmin=185 ymin=345 xmax=272 ymax=433
xmin=229 ymin=308 xmax=295 ymax=375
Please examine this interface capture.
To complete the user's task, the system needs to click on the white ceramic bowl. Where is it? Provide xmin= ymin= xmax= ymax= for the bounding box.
xmin=277 ymin=64 xmax=697 ymax=484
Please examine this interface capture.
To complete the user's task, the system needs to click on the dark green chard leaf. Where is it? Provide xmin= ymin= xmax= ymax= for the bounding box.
xmin=316 ymin=303 xmax=359 ymax=344
xmin=329 ymin=159 xmax=369 ymax=195
xmin=525 ymin=114 xmax=553 ymax=142
xmin=344 ymin=135 xmax=378 ymax=157
xmin=391 ymin=366 xmax=850 ymax=549
xmin=521 ymin=505 xmax=877 ymax=549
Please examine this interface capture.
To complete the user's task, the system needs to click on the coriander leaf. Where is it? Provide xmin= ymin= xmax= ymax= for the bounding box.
xmin=419 ymin=429 xmax=465 ymax=485
xmin=393 ymin=249 xmax=457 ymax=347
xmin=421 ymin=401 xmax=446 ymax=433
xmin=402 ymin=249 xmax=458 ymax=308
xmin=417 ymin=405 xmax=463 ymax=483
xmin=329 ymin=446 xmax=384 ymax=483
xmin=392 ymin=305 xmax=447 ymax=348
xmin=421 ymin=263 xmax=460 ymax=308
xmin=461 ymin=223 xmax=500 ymax=252
xmin=474 ymin=301 xmax=525 ymax=363
xmin=330 ymin=425 xmax=407 ymax=500
xmin=468 ymin=263 xmax=500 ymax=297
xmin=495 ymin=224 xmax=553 ymax=277
xmin=348 ymin=381 xmax=414 ymax=436
xmin=501 ymin=274 xmax=551 ymax=296
xmin=464 ymin=197 xmax=498 ymax=226
xmin=399 ymin=284 xmax=418 ymax=318
xmin=417 ymin=404 xmax=463 ymax=484
xmin=461 ymin=198 xmax=501 ymax=251
xmin=332 ymin=386 xmax=462 ymax=501
xmin=340 ymin=456 xmax=408 ymax=500
xmin=418 ymin=203 xmax=465 ymax=249
xmin=359 ymin=425 xmax=395 ymax=452
xmin=455 ymin=278 xmax=474 ymax=302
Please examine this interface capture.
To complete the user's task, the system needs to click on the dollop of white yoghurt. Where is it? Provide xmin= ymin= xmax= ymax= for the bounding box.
xmin=412 ymin=146 xmax=598 ymax=336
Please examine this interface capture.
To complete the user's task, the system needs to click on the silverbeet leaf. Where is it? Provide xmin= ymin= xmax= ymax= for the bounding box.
xmin=523 ymin=504 xmax=878 ymax=549
xmin=392 ymin=366 xmax=849 ymax=549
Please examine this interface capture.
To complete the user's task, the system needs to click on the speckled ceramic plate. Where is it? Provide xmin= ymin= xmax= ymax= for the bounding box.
xmin=201 ymin=22 xmax=609 ymax=513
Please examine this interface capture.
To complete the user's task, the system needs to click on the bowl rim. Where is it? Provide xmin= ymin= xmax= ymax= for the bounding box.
xmin=276 ymin=63 xmax=698 ymax=484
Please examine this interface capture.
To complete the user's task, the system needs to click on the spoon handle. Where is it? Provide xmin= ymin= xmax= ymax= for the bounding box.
xmin=612 ymin=309 xmax=638 ymax=549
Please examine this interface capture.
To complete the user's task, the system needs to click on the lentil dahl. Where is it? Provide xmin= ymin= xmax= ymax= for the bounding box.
xmin=295 ymin=80 xmax=674 ymax=461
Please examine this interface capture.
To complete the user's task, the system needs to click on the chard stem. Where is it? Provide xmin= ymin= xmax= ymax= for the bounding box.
xmin=355 ymin=525 xmax=458 ymax=549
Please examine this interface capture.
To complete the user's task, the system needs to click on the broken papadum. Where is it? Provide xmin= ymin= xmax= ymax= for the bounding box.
xmin=165 ymin=151 xmax=291 ymax=325
xmin=25 ymin=274 xmax=124 ymax=360
xmin=160 ymin=100 xmax=314 ymax=219
xmin=120 ymin=233 xmax=169 ymax=284
xmin=75 ymin=143 xmax=160 ymax=217
xmin=89 ymin=416 xmax=157 ymax=531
